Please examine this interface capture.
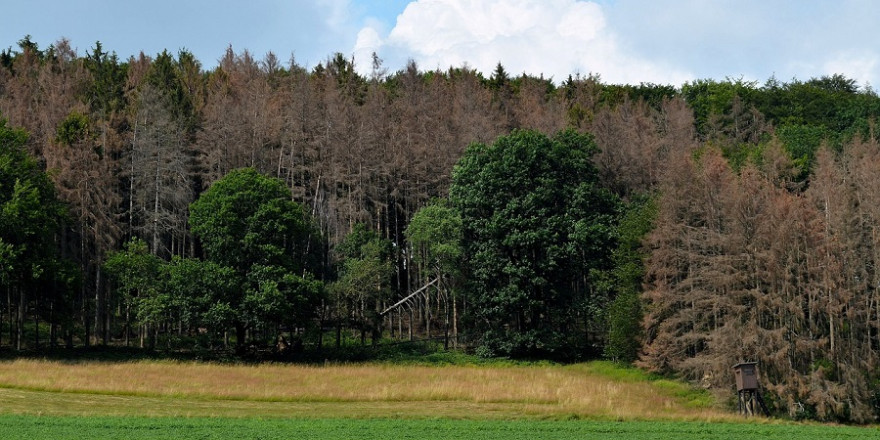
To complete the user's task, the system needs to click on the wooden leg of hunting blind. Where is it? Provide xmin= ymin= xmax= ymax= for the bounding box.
xmin=739 ymin=390 xmax=753 ymax=416
xmin=738 ymin=389 xmax=769 ymax=417
xmin=756 ymin=390 xmax=769 ymax=416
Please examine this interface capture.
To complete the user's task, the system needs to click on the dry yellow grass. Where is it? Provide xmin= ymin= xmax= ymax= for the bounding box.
xmin=0 ymin=360 xmax=739 ymax=421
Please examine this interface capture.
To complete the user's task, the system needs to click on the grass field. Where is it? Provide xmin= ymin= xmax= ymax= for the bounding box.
xmin=0 ymin=416 xmax=878 ymax=440
xmin=0 ymin=359 xmax=727 ymax=420
xmin=0 ymin=357 xmax=875 ymax=438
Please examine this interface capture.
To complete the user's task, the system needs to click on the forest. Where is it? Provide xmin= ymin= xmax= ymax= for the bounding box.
xmin=3 ymin=36 xmax=880 ymax=422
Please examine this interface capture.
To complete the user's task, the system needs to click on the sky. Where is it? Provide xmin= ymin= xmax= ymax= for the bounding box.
xmin=3 ymin=0 xmax=879 ymax=88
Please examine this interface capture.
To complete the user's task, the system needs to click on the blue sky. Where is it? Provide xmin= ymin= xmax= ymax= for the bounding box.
xmin=3 ymin=1 xmax=879 ymax=88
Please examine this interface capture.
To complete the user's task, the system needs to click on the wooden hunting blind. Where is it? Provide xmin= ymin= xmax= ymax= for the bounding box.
xmin=733 ymin=362 xmax=758 ymax=391
xmin=732 ymin=362 xmax=768 ymax=416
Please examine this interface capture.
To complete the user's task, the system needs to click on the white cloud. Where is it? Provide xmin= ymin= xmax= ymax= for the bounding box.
xmin=823 ymin=52 xmax=879 ymax=90
xmin=600 ymin=0 xmax=880 ymax=89
xmin=354 ymin=27 xmax=382 ymax=53
xmin=353 ymin=0 xmax=692 ymax=85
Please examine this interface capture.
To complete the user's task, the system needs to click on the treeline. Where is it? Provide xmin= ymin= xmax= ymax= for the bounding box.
xmin=4 ymin=36 xmax=880 ymax=421
xmin=0 ymin=36 xmax=681 ymax=358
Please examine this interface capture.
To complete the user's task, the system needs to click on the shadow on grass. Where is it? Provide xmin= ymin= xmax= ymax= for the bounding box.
xmin=0 ymin=340 xmax=504 ymax=366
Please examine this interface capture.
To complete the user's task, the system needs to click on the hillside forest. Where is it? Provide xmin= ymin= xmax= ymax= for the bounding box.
xmin=3 ymin=37 xmax=880 ymax=422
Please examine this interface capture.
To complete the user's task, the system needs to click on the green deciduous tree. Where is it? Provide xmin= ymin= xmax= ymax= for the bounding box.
xmin=450 ymin=129 xmax=618 ymax=358
xmin=190 ymin=168 xmax=315 ymax=272
xmin=329 ymin=223 xmax=393 ymax=346
xmin=162 ymin=256 xmax=238 ymax=346
xmin=0 ymin=116 xmax=69 ymax=349
xmin=103 ymin=238 xmax=164 ymax=347
xmin=406 ymin=199 xmax=462 ymax=278
xmin=406 ymin=199 xmax=463 ymax=347
xmin=243 ymin=264 xmax=323 ymax=339
xmin=188 ymin=167 xmax=323 ymax=348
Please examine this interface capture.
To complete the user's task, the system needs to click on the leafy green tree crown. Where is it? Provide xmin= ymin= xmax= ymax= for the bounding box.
xmin=189 ymin=167 xmax=315 ymax=275
xmin=450 ymin=129 xmax=618 ymax=358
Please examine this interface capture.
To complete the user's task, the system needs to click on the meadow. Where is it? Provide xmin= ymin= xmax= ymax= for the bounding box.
xmin=0 ymin=357 xmax=876 ymax=438
xmin=1 ymin=416 xmax=878 ymax=440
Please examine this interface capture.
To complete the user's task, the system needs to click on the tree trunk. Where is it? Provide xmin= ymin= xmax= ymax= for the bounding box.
xmin=105 ymin=285 xmax=112 ymax=345
xmin=152 ymin=152 xmax=161 ymax=255
xmin=16 ymin=288 xmax=24 ymax=351
xmin=453 ymin=293 xmax=458 ymax=348
xmin=425 ymin=291 xmax=431 ymax=340
xmin=444 ymin=292 xmax=450 ymax=350
xmin=95 ymin=264 xmax=103 ymax=345
xmin=124 ymin=304 xmax=131 ymax=347
xmin=83 ymin=275 xmax=90 ymax=348
xmin=317 ymin=300 xmax=325 ymax=351
xmin=33 ymin=294 xmax=39 ymax=349
xmin=409 ymin=307 xmax=414 ymax=341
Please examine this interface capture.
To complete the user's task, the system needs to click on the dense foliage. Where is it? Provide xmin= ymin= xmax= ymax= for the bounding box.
xmin=0 ymin=117 xmax=73 ymax=349
xmin=189 ymin=167 xmax=324 ymax=347
xmin=4 ymin=36 xmax=880 ymax=421
xmin=450 ymin=129 xmax=617 ymax=358
xmin=105 ymin=169 xmax=324 ymax=349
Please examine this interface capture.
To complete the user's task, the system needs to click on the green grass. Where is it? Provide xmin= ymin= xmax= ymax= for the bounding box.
xmin=0 ymin=415 xmax=876 ymax=440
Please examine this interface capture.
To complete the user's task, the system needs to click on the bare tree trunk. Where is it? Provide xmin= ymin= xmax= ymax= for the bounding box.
xmin=125 ymin=304 xmax=130 ymax=347
xmin=444 ymin=291 xmax=450 ymax=350
xmin=16 ymin=288 xmax=24 ymax=351
xmin=388 ymin=305 xmax=394 ymax=339
xmin=360 ymin=296 xmax=366 ymax=345
xmin=130 ymin=118 xmax=137 ymax=239
xmin=425 ymin=291 xmax=431 ymax=340
xmin=94 ymin=265 xmax=102 ymax=345
xmin=453 ymin=293 xmax=458 ymax=348
xmin=152 ymin=152 xmax=161 ymax=254
xmin=317 ymin=300 xmax=325 ymax=351
xmin=33 ymin=294 xmax=39 ymax=349
xmin=829 ymin=300 xmax=835 ymax=361
xmin=409 ymin=306 xmax=414 ymax=341
xmin=104 ymin=267 xmax=111 ymax=345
